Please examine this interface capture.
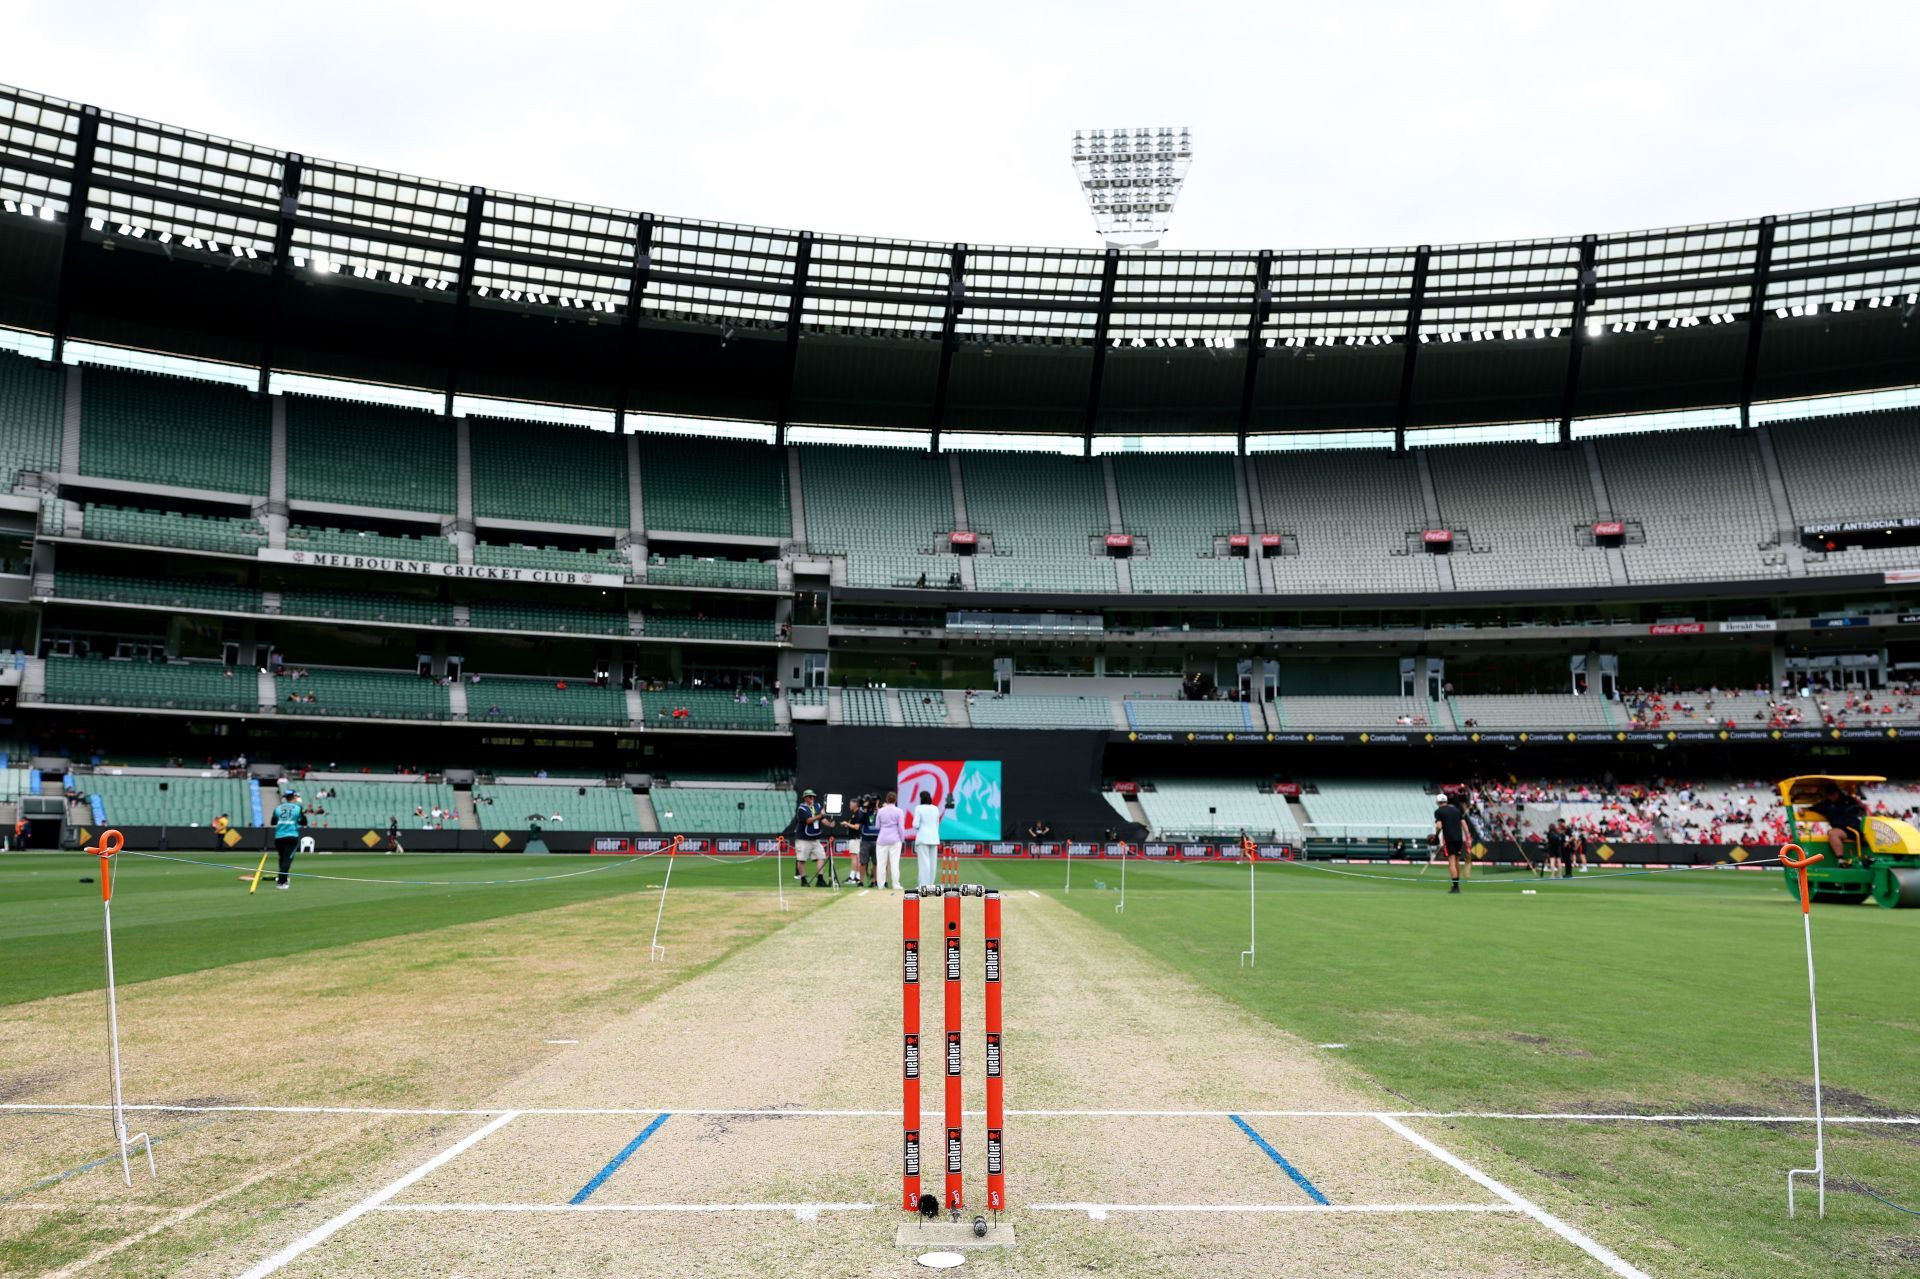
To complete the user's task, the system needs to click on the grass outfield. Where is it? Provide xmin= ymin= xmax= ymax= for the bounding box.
xmin=984 ymin=856 xmax=1920 ymax=1278
xmin=4 ymin=850 xmax=1917 ymax=1277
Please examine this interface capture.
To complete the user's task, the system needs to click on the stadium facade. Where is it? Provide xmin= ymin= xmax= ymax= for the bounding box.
xmin=2 ymin=83 xmax=1920 ymax=846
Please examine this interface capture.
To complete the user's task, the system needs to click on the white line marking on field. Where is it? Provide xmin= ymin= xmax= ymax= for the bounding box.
xmin=1033 ymin=1202 xmax=1519 ymax=1217
xmin=543 ymin=1040 xmax=578 ymax=1045
xmin=1377 ymin=1115 xmax=1651 ymax=1279
xmin=857 ymin=890 xmax=869 ymax=898
xmin=233 ymin=1111 xmax=520 ymax=1279
xmin=8 ymin=1102 xmax=1918 ymax=1125
xmin=376 ymin=1202 xmax=874 ymax=1219
xmin=1315 ymin=1043 xmax=1348 ymax=1049
xmin=1028 ymin=890 xmax=1041 ymax=898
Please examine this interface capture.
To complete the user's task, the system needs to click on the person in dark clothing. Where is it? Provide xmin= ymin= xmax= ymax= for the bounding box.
xmin=1542 ymin=820 xmax=1566 ymax=878
xmin=1026 ymin=819 xmax=1052 ymax=842
xmin=784 ymin=789 xmax=830 ymax=887
xmin=848 ymin=800 xmax=879 ymax=886
xmin=270 ymin=791 xmax=305 ymax=890
xmin=1817 ymin=782 xmax=1869 ymax=866
xmin=1433 ymin=791 xmax=1470 ymax=894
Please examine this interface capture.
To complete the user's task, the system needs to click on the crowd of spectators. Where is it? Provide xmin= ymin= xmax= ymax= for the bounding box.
xmin=1463 ymin=775 xmax=1920 ymax=846
xmin=1621 ymin=678 xmax=1920 ymax=731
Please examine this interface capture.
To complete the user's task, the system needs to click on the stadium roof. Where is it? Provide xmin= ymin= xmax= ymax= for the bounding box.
xmin=1 ymin=83 xmax=1916 ymax=445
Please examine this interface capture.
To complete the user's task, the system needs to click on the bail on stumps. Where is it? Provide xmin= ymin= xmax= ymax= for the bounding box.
xmin=1780 ymin=843 xmax=1826 ymax=1219
xmin=87 ymin=829 xmax=156 ymax=1186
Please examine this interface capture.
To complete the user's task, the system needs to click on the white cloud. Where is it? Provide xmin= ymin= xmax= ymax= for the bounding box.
xmin=5 ymin=0 xmax=1913 ymax=250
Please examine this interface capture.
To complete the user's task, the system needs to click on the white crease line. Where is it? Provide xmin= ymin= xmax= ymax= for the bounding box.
xmin=377 ymin=1202 xmax=874 ymax=1215
xmin=7 ymin=1102 xmax=1915 ymax=1124
xmin=1028 ymin=890 xmax=1041 ymax=897
xmin=1378 ymin=1115 xmax=1651 ymax=1279
xmin=1033 ymin=1202 xmax=1519 ymax=1216
xmin=233 ymin=1111 xmax=520 ymax=1279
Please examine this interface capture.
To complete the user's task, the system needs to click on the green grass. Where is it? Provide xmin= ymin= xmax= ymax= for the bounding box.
xmin=968 ymin=856 xmax=1920 ymax=1278
xmin=0 ymin=851 xmax=781 ymax=1006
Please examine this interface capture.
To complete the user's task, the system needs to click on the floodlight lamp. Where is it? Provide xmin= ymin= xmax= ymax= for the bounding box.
xmin=37 ymin=206 xmax=52 ymax=220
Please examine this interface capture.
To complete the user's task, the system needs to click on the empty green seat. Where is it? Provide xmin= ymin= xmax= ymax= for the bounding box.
xmin=800 ymin=445 xmax=959 ymax=588
xmin=0 ymin=352 xmax=63 ymax=488
xmin=79 ymin=366 xmax=270 ymax=494
xmin=44 ymin=655 xmax=255 ymax=712
xmin=279 ymin=589 xmax=450 ymax=626
xmin=645 ymin=556 xmax=778 ymax=590
xmin=286 ymin=395 xmax=456 ymax=512
xmin=81 ymin=773 xmax=252 ymax=826
xmin=1111 ymin=454 xmax=1246 ymax=593
xmin=470 ymin=782 xmax=638 ymax=830
xmin=288 ymin=525 xmax=457 ymax=562
xmin=85 ymin=505 xmax=267 ymax=555
xmin=474 ymin=541 xmax=629 ymax=575
xmin=638 ymin=434 xmax=789 ymax=536
xmin=643 ymin=613 xmax=777 ymax=643
xmin=653 ymin=786 xmax=794 ymax=833
xmin=468 ymin=677 xmax=629 ymax=726
xmin=276 ymin=667 xmax=451 ymax=720
xmin=58 ymin=571 xmax=261 ymax=612
xmin=640 ymin=687 xmax=778 ymax=730
xmin=467 ymin=601 xmax=630 ymax=636
xmin=471 ymin=417 xmax=627 ymax=527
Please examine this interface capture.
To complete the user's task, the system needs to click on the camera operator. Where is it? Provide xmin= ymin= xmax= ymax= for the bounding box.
xmin=784 ymin=788 xmax=830 ymax=887
xmin=853 ymin=796 xmax=879 ymax=886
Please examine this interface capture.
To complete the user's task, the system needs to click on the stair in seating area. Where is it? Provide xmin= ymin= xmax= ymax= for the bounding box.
xmin=455 ymin=788 xmax=478 ymax=830
xmin=634 ymin=790 xmax=660 ymax=833
xmin=944 ymin=689 xmax=972 ymax=727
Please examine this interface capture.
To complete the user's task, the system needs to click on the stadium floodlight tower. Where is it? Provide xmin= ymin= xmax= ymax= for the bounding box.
xmin=1071 ymin=126 xmax=1193 ymax=248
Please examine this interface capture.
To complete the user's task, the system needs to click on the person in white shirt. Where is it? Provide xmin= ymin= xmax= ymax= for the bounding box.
xmin=911 ymin=790 xmax=944 ymax=889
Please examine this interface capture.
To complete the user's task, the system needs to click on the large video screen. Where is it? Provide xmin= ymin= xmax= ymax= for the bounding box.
xmin=897 ymin=759 xmax=1002 ymax=840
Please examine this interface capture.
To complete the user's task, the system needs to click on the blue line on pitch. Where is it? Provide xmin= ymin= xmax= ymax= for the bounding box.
xmin=1229 ymin=1113 xmax=1331 ymax=1205
xmin=569 ymin=1113 xmax=671 ymax=1204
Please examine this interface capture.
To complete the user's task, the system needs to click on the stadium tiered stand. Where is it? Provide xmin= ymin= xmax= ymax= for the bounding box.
xmin=1254 ymin=449 xmax=1441 ymax=594
xmin=1597 ymin=430 xmax=1781 ymax=584
xmin=286 ymin=396 xmax=457 ymax=512
xmin=279 ymin=588 xmax=450 ymax=626
xmin=466 ymin=600 xmax=630 ymax=636
xmin=641 ymin=687 xmax=778 ymax=731
xmin=1110 ymin=454 xmax=1245 ymax=592
xmin=80 ymin=367 xmax=270 ymax=494
xmin=469 ymin=677 xmax=629 ymax=726
xmin=966 ymin=695 xmax=1117 ymax=730
xmin=900 ymin=691 xmax=950 ymax=727
xmin=0 ymin=767 xmax=35 ymax=802
xmin=840 ymin=687 xmax=892 ymax=726
xmin=1276 ymin=696 xmax=1446 ymax=729
xmin=644 ymin=613 xmax=777 ymax=643
xmin=637 ymin=434 xmax=790 ymax=537
xmin=1427 ymin=443 xmax=1610 ymax=589
xmin=57 ymin=571 xmax=262 ymax=613
xmin=475 ymin=541 xmax=630 ymax=576
xmin=801 ymin=444 xmax=959 ymax=588
xmin=44 ymin=655 xmax=255 ymax=712
xmin=82 ymin=773 xmax=251 ymax=826
xmin=961 ymin=453 xmax=1117 ymax=593
xmin=1450 ymin=694 xmax=1617 ymax=729
xmin=1299 ymin=780 xmax=1436 ymax=840
xmin=288 ymin=525 xmax=456 ymax=562
xmin=1133 ymin=780 xmax=1302 ymax=840
xmin=84 ymin=505 xmax=267 ymax=555
xmin=471 ymin=417 xmax=628 ymax=527
xmin=471 ymin=782 xmax=638 ymax=830
xmin=1124 ymin=699 xmax=1254 ymax=731
xmin=1772 ymin=410 xmax=1920 ymax=577
xmin=0 ymin=351 xmax=63 ymax=488
xmin=276 ymin=667 xmax=451 ymax=720
xmin=302 ymin=780 xmax=461 ymax=830
xmin=653 ymin=786 xmax=794 ymax=833
xmin=787 ymin=687 xmax=828 ymax=708
xmin=645 ymin=556 xmax=779 ymax=590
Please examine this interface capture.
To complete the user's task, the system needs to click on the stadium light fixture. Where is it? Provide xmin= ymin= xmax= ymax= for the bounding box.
xmin=1071 ymin=126 xmax=1193 ymax=249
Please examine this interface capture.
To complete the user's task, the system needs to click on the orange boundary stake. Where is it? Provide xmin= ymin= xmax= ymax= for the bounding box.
xmin=1239 ymin=834 xmax=1259 ymax=967
xmin=84 ymin=830 xmax=156 ymax=1186
xmin=1780 ymin=843 xmax=1828 ymax=1218
xmin=901 ymin=891 xmax=921 ymax=1211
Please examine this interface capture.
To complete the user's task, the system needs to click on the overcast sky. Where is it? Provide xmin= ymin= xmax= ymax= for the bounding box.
xmin=6 ymin=1 xmax=1914 ymax=252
